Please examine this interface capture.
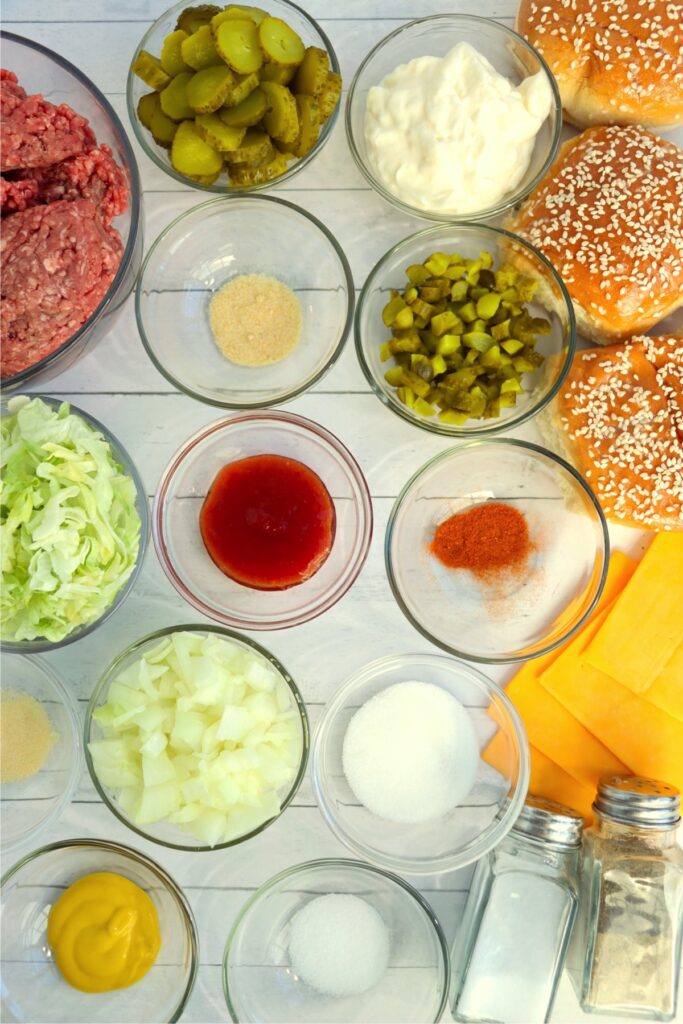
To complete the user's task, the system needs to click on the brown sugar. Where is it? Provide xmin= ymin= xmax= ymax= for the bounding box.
xmin=209 ymin=273 xmax=303 ymax=367
xmin=0 ymin=691 xmax=55 ymax=783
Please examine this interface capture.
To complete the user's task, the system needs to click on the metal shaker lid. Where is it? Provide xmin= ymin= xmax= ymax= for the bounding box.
xmin=594 ymin=774 xmax=681 ymax=829
xmin=512 ymin=793 xmax=584 ymax=848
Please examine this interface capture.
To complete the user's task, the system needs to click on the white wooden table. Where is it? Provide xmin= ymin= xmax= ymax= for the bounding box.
xmin=2 ymin=2 xmax=681 ymax=1022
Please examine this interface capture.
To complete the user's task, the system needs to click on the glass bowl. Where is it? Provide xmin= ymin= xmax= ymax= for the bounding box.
xmin=1 ymin=32 xmax=143 ymax=391
xmin=0 ymin=654 xmax=81 ymax=852
xmin=0 ymin=838 xmax=198 ymax=1023
xmin=356 ymin=223 xmax=575 ymax=437
xmin=127 ymin=0 xmax=340 ymax=195
xmin=0 ymin=396 xmax=150 ymax=654
xmin=346 ymin=15 xmax=561 ymax=222
xmin=387 ymin=440 xmax=609 ymax=664
xmin=310 ymin=654 xmax=529 ymax=877
xmin=223 ymin=858 xmax=450 ymax=1022
xmin=136 ymin=196 xmax=353 ymax=408
xmin=152 ymin=411 xmax=373 ymax=629
xmin=85 ymin=625 xmax=309 ymax=851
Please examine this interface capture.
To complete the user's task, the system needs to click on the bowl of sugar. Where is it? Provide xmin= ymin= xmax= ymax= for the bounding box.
xmin=310 ymin=652 xmax=529 ymax=875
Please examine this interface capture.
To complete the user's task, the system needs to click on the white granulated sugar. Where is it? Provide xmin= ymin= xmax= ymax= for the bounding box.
xmin=288 ymin=893 xmax=390 ymax=998
xmin=342 ymin=681 xmax=480 ymax=824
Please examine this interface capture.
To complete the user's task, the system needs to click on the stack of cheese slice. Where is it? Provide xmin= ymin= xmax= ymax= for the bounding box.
xmin=486 ymin=533 xmax=683 ymax=822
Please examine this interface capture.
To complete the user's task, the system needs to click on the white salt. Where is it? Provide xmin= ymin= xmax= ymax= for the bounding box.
xmin=288 ymin=893 xmax=390 ymax=998
xmin=342 ymin=681 xmax=479 ymax=824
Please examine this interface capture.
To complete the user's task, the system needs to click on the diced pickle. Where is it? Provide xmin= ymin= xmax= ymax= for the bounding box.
xmin=195 ymin=112 xmax=246 ymax=151
xmin=159 ymin=72 xmax=195 ymax=121
xmin=317 ymin=72 xmax=342 ymax=120
xmin=137 ymin=92 xmax=158 ymax=130
xmin=176 ymin=5 xmax=220 ymax=34
xmin=258 ymin=15 xmax=305 ymax=66
xmin=171 ymin=119 xmax=223 ymax=176
xmin=219 ymin=85 xmax=267 ymax=126
xmin=259 ymin=62 xmax=296 ymax=85
xmin=215 ymin=18 xmax=263 ymax=74
xmin=188 ymin=170 xmax=222 ymax=184
xmin=181 ymin=25 xmax=220 ymax=69
xmin=222 ymin=70 xmax=260 ymax=106
xmin=260 ymin=81 xmax=299 ymax=143
xmin=292 ymin=46 xmax=329 ymax=94
xmin=160 ymin=29 xmax=190 ymax=76
xmin=132 ymin=50 xmax=171 ymax=91
xmin=229 ymin=150 xmax=288 ymax=184
xmin=150 ymin=104 xmax=179 ymax=147
xmin=187 ymin=65 xmax=236 ymax=113
xmin=211 ymin=5 xmax=267 ymax=29
xmin=222 ymin=127 xmax=273 ymax=163
xmin=291 ymin=94 xmax=320 ymax=157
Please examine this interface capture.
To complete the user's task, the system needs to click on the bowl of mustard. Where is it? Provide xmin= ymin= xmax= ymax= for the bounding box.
xmin=0 ymin=838 xmax=198 ymax=1023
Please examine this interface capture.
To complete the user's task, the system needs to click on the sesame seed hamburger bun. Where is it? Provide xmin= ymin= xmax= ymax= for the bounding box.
xmin=537 ymin=335 xmax=683 ymax=531
xmin=516 ymin=0 xmax=683 ymax=129
xmin=506 ymin=125 xmax=683 ymax=345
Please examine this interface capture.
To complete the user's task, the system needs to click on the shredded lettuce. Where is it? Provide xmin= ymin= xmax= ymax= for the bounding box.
xmin=1 ymin=396 xmax=143 ymax=643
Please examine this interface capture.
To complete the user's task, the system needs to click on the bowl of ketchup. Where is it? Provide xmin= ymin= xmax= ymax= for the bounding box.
xmin=153 ymin=412 xmax=373 ymax=630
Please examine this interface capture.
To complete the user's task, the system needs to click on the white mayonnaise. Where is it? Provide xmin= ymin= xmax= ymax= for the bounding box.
xmin=364 ymin=42 xmax=553 ymax=214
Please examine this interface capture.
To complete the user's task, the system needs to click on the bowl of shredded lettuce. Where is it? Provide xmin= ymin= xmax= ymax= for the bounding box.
xmin=1 ymin=395 xmax=148 ymax=651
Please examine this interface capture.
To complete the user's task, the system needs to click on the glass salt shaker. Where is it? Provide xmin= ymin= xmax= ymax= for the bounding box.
xmin=574 ymin=774 xmax=683 ymax=1021
xmin=451 ymin=794 xmax=583 ymax=1024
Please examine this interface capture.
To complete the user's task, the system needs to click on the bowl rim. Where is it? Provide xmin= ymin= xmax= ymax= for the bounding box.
xmin=126 ymin=0 xmax=341 ymax=195
xmin=0 ymin=395 xmax=150 ymax=653
xmin=0 ymin=30 xmax=142 ymax=390
xmin=0 ymin=653 xmax=82 ymax=853
xmin=152 ymin=410 xmax=374 ymax=629
xmin=0 ymin=836 xmax=199 ymax=1023
xmin=386 ymin=438 xmax=610 ymax=664
xmin=135 ymin=195 xmax=355 ymax=409
xmin=355 ymin=221 xmax=577 ymax=437
xmin=309 ymin=652 xmax=531 ymax=876
xmin=84 ymin=623 xmax=310 ymax=851
xmin=345 ymin=13 xmax=563 ymax=223
xmin=221 ymin=855 xmax=452 ymax=1023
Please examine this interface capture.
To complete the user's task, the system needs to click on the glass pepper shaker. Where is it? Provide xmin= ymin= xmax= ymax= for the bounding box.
xmin=451 ymin=794 xmax=583 ymax=1024
xmin=574 ymin=774 xmax=683 ymax=1021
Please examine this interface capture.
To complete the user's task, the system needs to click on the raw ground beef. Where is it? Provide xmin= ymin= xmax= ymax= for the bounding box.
xmin=1 ymin=69 xmax=129 ymax=378
xmin=1 ymin=199 xmax=123 ymax=377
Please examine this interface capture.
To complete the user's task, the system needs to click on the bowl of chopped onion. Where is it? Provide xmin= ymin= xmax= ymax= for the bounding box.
xmin=85 ymin=625 xmax=309 ymax=851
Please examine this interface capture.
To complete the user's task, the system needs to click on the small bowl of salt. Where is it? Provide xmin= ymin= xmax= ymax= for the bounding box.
xmin=310 ymin=652 xmax=529 ymax=876
xmin=223 ymin=858 xmax=450 ymax=1023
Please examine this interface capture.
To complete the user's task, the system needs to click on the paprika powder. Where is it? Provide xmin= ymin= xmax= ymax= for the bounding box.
xmin=430 ymin=501 xmax=531 ymax=578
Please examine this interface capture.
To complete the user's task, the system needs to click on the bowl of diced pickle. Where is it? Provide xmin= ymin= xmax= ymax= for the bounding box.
xmin=127 ymin=1 xmax=342 ymax=191
xmin=355 ymin=223 xmax=576 ymax=435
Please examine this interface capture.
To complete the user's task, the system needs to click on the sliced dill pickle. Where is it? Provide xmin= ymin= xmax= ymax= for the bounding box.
xmin=159 ymin=72 xmax=195 ymax=121
xmin=181 ymin=25 xmax=220 ymax=70
xmin=160 ymin=29 xmax=190 ymax=76
xmin=228 ymin=151 xmax=288 ymax=185
xmin=215 ymin=19 xmax=263 ymax=74
xmin=137 ymin=92 xmax=158 ymax=130
xmin=171 ymin=119 xmax=223 ymax=176
xmin=258 ymin=16 xmax=304 ymax=66
xmin=259 ymin=62 xmax=296 ymax=85
xmin=316 ymin=72 xmax=342 ymax=121
xmin=195 ymin=112 xmax=246 ymax=151
xmin=222 ymin=70 xmax=260 ymax=106
xmin=150 ymin=104 xmax=179 ymax=147
xmin=292 ymin=46 xmax=329 ymax=95
xmin=222 ymin=127 xmax=273 ymax=163
xmin=211 ymin=5 xmax=266 ymax=29
xmin=132 ymin=50 xmax=171 ymax=91
xmin=261 ymin=81 xmax=299 ymax=144
xmin=176 ymin=5 xmax=220 ymax=33
xmin=187 ymin=65 xmax=236 ymax=112
xmin=219 ymin=86 xmax=267 ymax=126
xmin=290 ymin=94 xmax=320 ymax=157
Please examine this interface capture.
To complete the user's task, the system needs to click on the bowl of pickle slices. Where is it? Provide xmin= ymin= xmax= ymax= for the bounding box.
xmin=128 ymin=0 xmax=342 ymax=192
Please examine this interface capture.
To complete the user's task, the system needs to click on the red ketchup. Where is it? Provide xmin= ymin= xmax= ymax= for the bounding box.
xmin=199 ymin=454 xmax=335 ymax=590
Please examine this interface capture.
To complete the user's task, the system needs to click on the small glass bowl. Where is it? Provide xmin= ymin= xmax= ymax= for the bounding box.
xmin=356 ymin=223 xmax=575 ymax=437
xmin=136 ymin=197 xmax=354 ymax=408
xmin=0 ymin=838 xmax=198 ymax=1023
xmin=223 ymin=858 xmax=451 ymax=1023
xmin=310 ymin=654 xmax=529 ymax=876
xmin=127 ymin=0 xmax=340 ymax=195
xmin=346 ymin=14 xmax=562 ymax=222
xmin=152 ymin=412 xmax=373 ymax=629
xmin=0 ymin=654 xmax=81 ymax=852
xmin=85 ymin=625 xmax=309 ymax=851
xmin=0 ymin=396 xmax=150 ymax=654
xmin=387 ymin=440 xmax=609 ymax=664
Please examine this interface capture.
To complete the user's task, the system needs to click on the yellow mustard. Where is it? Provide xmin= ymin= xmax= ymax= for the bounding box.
xmin=47 ymin=872 xmax=161 ymax=993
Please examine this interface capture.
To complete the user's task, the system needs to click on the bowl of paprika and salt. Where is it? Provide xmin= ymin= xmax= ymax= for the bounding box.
xmin=386 ymin=439 xmax=608 ymax=663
